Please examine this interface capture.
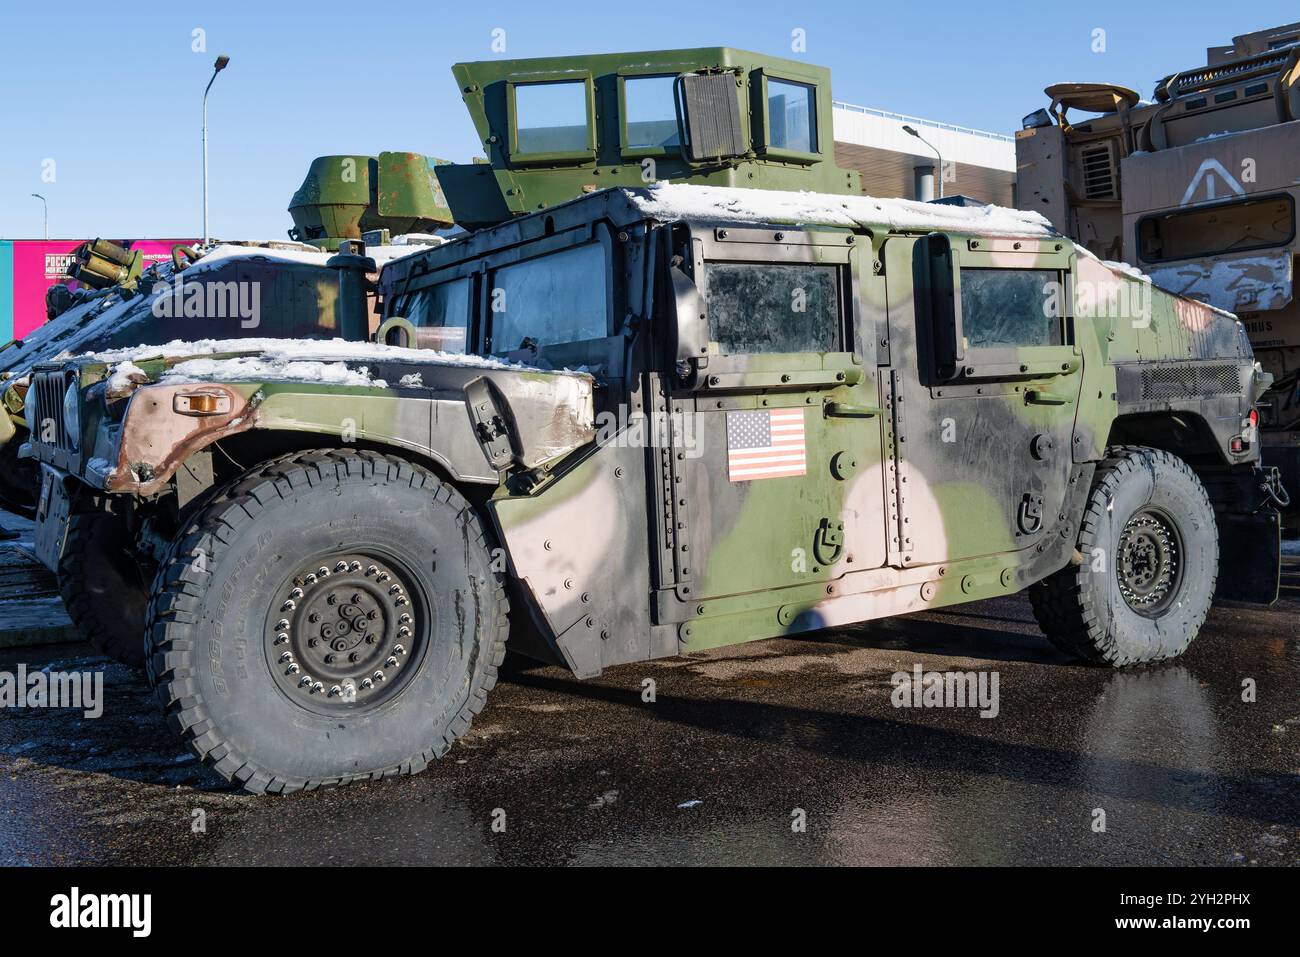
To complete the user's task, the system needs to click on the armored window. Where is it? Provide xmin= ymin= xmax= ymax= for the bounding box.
xmin=959 ymin=268 xmax=1062 ymax=349
xmin=624 ymin=75 xmax=681 ymax=150
xmin=514 ymin=81 xmax=590 ymax=155
xmin=1137 ymin=194 xmax=1295 ymax=264
xmin=401 ymin=278 xmax=471 ymax=354
xmin=488 ymin=242 xmax=609 ymax=356
xmin=766 ymin=79 xmax=816 ymax=154
xmin=703 ymin=262 xmax=840 ymax=354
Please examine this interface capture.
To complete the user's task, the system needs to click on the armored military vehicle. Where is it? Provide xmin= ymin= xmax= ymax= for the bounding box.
xmin=8 ymin=42 xmax=865 ymax=664
xmin=0 ymin=151 xmax=452 ymax=512
xmin=26 ymin=175 xmax=1278 ymax=793
xmin=1016 ymin=22 xmax=1300 ymax=524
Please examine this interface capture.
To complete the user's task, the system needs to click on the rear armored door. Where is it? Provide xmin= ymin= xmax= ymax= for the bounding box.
xmin=881 ymin=235 xmax=1083 ymax=568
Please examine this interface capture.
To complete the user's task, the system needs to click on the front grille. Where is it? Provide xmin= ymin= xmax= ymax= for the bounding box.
xmin=1140 ymin=363 xmax=1241 ymax=400
xmin=30 ymin=370 xmax=74 ymax=452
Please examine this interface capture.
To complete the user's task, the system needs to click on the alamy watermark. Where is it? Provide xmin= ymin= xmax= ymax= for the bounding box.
xmin=0 ymin=665 xmax=102 ymax=718
xmin=50 ymin=887 xmax=150 ymax=937
xmin=890 ymin=664 xmax=1000 ymax=718
xmin=151 ymin=277 xmax=261 ymax=329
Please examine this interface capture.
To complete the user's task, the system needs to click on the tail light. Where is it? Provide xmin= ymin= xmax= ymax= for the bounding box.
xmin=1231 ymin=408 xmax=1261 ymax=453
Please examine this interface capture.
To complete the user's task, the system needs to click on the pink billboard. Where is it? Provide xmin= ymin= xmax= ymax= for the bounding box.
xmin=1 ymin=239 xmax=196 ymax=342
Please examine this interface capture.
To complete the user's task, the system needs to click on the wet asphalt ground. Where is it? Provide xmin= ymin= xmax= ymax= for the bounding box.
xmin=0 ymin=528 xmax=1296 ymax=866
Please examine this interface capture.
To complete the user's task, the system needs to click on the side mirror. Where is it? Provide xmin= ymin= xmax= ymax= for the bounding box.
xmin=675 ymin=72 xmax=747 ymax=164
xmin=915 ymin=232 xmax=963 ymax=380
xmin=669 ymin=257 xmax=710 ymax=365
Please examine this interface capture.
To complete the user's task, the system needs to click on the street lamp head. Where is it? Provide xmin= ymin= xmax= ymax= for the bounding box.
xmin=213 ymin=54 xmax=230 ymax=72
xmin=30 ymin=193 xmax=43 ymax=200
xmin=902 ymin=125 xmax=919 ymax=137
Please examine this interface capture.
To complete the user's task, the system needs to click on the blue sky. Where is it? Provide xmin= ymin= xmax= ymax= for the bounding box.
xmin=1 ymin=0 xmax=1296 ymax=239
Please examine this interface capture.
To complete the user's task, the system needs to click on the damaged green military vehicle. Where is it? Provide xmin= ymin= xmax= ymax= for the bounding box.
xmin=23 ymin=46 xmax=1284 ymax=794
xmin=27 ymin=182 xmax=1280 ymax=793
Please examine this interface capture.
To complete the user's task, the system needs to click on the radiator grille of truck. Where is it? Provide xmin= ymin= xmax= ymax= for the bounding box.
xmin=30 ymin=370 xmax=75 ymax=452
xmin=1079 ymin=143 xmax=1117 ymax=200
xmin=1141 ymin=363 xmax=1241 ymax=400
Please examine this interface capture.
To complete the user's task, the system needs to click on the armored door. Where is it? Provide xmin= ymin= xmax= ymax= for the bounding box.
xmin=665 ymin=227 xmax=889 ymax=606
xmin=881 ymin=234 xmax=1083 ymax=568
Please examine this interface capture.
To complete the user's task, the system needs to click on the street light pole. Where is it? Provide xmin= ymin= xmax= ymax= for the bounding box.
xmin=902 ymin=124 xmax=945 ymax=199
xmin=30 ymin=193 xmax=47 ymax=240
xmin=202 ymin=54 xmax=231 ymax=249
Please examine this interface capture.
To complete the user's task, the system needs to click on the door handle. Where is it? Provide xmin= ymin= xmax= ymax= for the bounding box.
xmin=824 ymin=402 xmax=881 ymax=418
xmin=1025 ymin=389 xmax=1073 ymax=406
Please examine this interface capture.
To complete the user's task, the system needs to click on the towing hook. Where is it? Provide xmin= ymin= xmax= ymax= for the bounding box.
xmin=1254 ymin=469 xmax=1291 ymax=513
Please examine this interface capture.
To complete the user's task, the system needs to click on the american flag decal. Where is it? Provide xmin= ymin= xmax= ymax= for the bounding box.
xmin=726 ymin=408 xmax=806 ymax=482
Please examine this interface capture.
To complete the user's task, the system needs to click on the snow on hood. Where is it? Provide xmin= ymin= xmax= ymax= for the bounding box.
xmin=85 ymin=337 xmax=591 ymax=391
xmin=1101 ymin=259 xmax=1153 ymax=282
xmin=162 ymin=355 xmax=384 ymax=389
xmin=624 ymin=183 xmax=1057 ymax=237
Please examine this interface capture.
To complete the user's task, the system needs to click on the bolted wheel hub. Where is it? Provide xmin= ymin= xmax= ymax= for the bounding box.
xmin=1116 ymin=509 xmax=1182 ymax=617
xmin=266 ymin=552 xmax=423 ymax=712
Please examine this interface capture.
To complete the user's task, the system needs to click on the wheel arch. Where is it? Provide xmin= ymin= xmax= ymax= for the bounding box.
xmin=1105 ymin=410 xmax=1232 ymax=476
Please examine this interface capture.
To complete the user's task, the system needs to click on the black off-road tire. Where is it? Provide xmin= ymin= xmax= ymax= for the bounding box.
xmin=0 ymin=436 xmax=37 ymax=516
xmin=145 ymin=449 xmax=509 ymax=794
xmin=58 ymin=504 xmax=154 ymax=665
xmin=1029 ymin=446 xmax=1218 ymax=666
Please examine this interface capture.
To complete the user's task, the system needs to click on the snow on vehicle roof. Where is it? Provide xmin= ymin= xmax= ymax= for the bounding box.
xmin=86 ymin=337 xmax=591 ymax=391
xmin=0 ymin=242 xmax=441 ymax=376
xmin=623 ymin=183 xmax=1057 ymax=237
xmin=182 ymin=241 xmax=433 ymax=276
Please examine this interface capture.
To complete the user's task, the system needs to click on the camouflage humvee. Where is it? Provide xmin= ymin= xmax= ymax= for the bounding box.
xmin=26 ymin=180 xmax=1279 ymax=793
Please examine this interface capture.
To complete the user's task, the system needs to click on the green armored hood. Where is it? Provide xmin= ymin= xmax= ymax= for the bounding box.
xmin=59 ymin=338 xmax=595 ymax=495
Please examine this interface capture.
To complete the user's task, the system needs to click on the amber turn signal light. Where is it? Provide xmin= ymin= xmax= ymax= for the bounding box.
xmin=173 ymin=391 xmax=231 ymax=416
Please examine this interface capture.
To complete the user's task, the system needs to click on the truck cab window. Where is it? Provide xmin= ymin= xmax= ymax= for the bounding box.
xmin=767 ymin=79 xmax=817 ymax=153
xmin=514 ymin=81 xmax=589 ymax=154
xmin=960 ymin=268 xmax=1062 ymax=349
xmin=489 ymin=243 xmax=610 ymax=356
xmin=1136 ymin=195 xmax=1294 ymax=263
xmin=401 ymin=277 xmax=471 ymax=354
xmin=624 ymin=75 xmax=681 ymax=149
xmin=703 ymin=261 xmax=840 ymax=354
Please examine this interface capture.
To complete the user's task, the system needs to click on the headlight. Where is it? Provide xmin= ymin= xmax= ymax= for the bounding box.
xmin=63 ymin=379 xmax=80 ymax=451
xmin=23 ymin=382 xmax=37 ymax=433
